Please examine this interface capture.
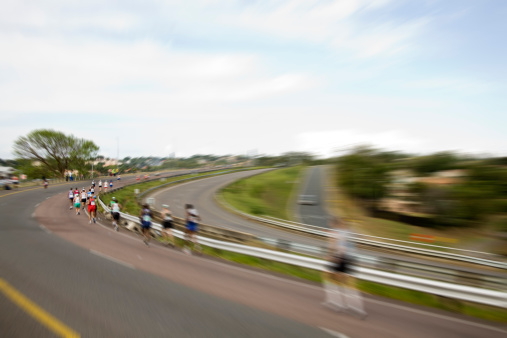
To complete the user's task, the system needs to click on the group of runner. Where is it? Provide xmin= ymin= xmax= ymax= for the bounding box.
xmin=138 ymin=202 xmax=201 ymax=254
xmin=65 ymin=175 xmax=201 ymax=256
xmin=64 ymin=177 xmax=364 ymax=317
xmin=97 ymin=179 xmax=114 ymax=193
xmin=69 ymin=184 xmax=201 ymax=253
xmin=68 ymin=185 xmax=97 ymax=223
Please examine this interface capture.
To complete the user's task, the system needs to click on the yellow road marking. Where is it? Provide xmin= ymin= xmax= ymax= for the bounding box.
xmin=0 ymin=278 xmax=80 ymax=338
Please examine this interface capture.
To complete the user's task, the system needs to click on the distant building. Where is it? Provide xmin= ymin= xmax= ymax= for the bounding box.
xmin=93 ymin=159 xmax=122 ymax=167
xmin=0 ymin=166 xmax=15 ymax=179
xmin=380 ymin=169 xmax=467 ymax=215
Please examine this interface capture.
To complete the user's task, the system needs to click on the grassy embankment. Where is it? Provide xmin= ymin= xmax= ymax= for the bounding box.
xmin=216 ymin=165 xmax=507 ymax=323
xmin=220 ymin=166 xmax=302 ymax=220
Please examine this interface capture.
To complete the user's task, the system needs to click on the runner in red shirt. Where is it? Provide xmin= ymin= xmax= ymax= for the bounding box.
xmin=88 ymin=195 xmax=97 ymax=224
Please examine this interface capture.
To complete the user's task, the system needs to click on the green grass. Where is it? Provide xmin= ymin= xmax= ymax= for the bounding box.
xmin=356 ymin=280 xmax=507 ymax=323
xmin=221 ymin=166 xmax=303 ymax=219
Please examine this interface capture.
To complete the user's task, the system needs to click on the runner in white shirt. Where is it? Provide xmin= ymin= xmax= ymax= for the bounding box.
xmin=68 ymin=188 xmax=74 ymax=209
xmin=98 ymin=180 xmax=102 ymax=192
xmin=80 ymin=189 xmax=87 ymax=210
xmin=322 ymin=217 xmax=366 ymax=319
xmin=111 ymin=200 xmax=121 ymax=231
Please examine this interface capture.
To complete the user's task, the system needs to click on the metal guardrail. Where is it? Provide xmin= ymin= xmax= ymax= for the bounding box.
xmin=217 ymin=197 xmax=507 ymax=270
xmin=107 ymin=169 xmax=507 ymax=290
xmin=97 ymin=197 xmax=507 ymax=308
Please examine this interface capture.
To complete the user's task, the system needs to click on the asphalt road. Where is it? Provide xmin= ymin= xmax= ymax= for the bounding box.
xmin=1 ymin=172 xmax=506 ymax=337
xmin=295 ymin=166 xmax=330 ymax=228
xmin=0 ymin=176 xmax=334 ymax=337
xmin=149 ymin=169 xmax=326 ymax=248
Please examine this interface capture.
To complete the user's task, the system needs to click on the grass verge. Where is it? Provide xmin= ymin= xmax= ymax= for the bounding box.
xmin=220 ymin=166 xmax=303 ymax=219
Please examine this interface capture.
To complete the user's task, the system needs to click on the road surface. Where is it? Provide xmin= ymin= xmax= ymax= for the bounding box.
xmin=1 ymin=173 xmax=506 ymax=337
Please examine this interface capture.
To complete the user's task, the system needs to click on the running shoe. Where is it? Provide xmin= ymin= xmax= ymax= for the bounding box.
xmin=93 ymin=218 xmax=96 ymax=223
xmin=115 ymin=225 xmax=119 ymax=232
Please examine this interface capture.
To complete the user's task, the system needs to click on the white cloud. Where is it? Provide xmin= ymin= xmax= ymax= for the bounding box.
xmin=297 ymin=129 xmax=427 ymax=158
xmin=0 ymin=33 xmax=316 ymax=115
xmin=404 ymin=77 xmax=491 ymax=94
xmin=228 ymin=0 xmax=428 ymax=58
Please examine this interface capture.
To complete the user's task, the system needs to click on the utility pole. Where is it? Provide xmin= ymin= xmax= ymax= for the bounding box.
xmin=117 ymin=137 xmax=120 ymax=174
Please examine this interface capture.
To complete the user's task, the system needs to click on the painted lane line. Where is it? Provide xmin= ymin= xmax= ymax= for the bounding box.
xmin=90 ymin=250 xmax=135 ymax=269
xmin=319 ymin=327 xmax=349 ymax=338
xmin=39 ymin=224 xmax=52 ymax=234
xmin=0 ymin=278 xmax=80 ymax=338
xmin=35 ymin=203 xmax=40 ymax=207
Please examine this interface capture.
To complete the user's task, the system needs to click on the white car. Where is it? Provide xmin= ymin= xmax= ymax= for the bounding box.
xmin=298 ymin=195 xmax=318 ymax=205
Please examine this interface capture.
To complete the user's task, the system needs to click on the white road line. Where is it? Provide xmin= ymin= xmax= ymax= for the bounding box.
xmin=39 ymin=224 xmax=52 ymax=234
xmin=90 ymin=250 xmax=135 ymax=269
xmin=35 ymin=203 xmax=40 ymax=208
xmin=319 ymin=327 xmax=349 ymax=338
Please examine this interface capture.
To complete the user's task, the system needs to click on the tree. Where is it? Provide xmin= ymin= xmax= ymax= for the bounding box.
xmin=409 ymin=152 xmax=463 ymax=175
xmin=337 ymin=146 xmax=389 ymax=202
xmin=13 ymin=129 xmax=99 ymax=178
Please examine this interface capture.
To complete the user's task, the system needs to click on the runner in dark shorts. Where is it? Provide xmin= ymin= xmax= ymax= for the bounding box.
xmin=68 ymin=188 xmax=74 ymax=209
xmin=184 ymin=204 xmax=201 ymax=254
xmin=80 ymin=189 xmax=87 ymax=210
xmin=322 ymin=217 xmax=366 ymax=319
xmin=111 ymin=199 xmax=121 ymax=231
xmin=161 ymin=204 xmax=175 ymax=247
xmin=139 ymin=204 xmax=152 ymax=246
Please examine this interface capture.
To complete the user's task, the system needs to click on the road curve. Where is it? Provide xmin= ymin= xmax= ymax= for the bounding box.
xmin=1 ymin=173 xmax=506 ymax=337
xmin=149 ymin=169 xmax=326 ymax=248
xmin=1 ymin=176 xmax=334 ymax=337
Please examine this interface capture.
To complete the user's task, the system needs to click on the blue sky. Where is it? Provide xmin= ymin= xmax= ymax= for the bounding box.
xmin=1 ymin=0 xmax=506 ymax=159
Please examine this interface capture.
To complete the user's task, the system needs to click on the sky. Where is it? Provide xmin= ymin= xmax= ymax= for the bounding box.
xmin=1 ymin=0 xmax=506 ymax=160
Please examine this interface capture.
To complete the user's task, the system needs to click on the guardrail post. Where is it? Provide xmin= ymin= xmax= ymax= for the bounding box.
xmin=277 ymin=239 xmax=291 ymax=251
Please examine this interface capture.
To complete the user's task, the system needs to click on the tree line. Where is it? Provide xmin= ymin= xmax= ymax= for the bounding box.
xmin=337 ymin=146 xmax=507 ymax=228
